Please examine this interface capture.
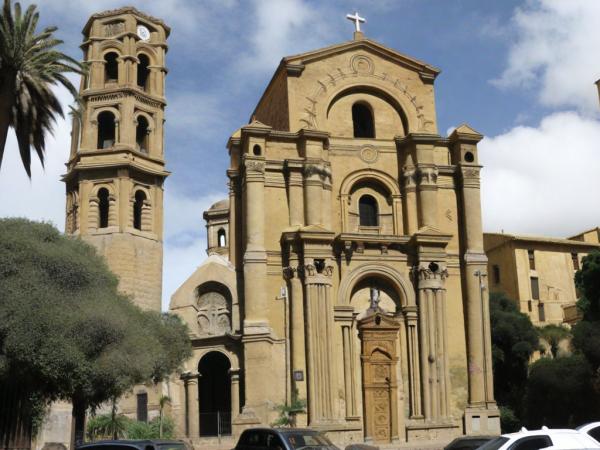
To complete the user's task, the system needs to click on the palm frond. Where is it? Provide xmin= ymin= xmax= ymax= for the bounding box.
xmin=0 ymin=0 xmax=82 ymax=177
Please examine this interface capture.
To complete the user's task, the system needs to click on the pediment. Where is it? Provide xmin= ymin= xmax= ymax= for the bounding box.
xmin=283 ymin=38 xmax=440 ymax=82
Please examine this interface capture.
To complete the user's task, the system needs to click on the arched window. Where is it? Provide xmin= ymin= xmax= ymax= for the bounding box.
xmin=137 ymin=54 xmax=150 ymax=90
xmin=352 ymin=102 xmax=375 ymax=138
xmin=359 ymin=195 xmax=378 ymax=226
xmin=136 ymin=116 xmax=149 ymax=153
xmin=104 ymin=52 xmax=119 ymax=83
xmin=133 ymin=190 xmax=146 ymax=230
xmin=217 ymin=229 xmax=226 ymax=247
xmin=98 ymin=188 xmax=109 ymax=228
xmin=97 ymin=111 xmax=116 ymax=149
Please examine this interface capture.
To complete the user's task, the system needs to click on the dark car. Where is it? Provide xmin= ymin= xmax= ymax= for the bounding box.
xmin=77 ymin=440 xmax=188 ymax=450
xmin=444 ymin=435 xmax=496 ymax=450
xmin=234 ymin=428 xmax=339 ymax=450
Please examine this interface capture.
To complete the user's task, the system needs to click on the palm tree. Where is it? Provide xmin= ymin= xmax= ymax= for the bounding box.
xmin=0 ymin=0 xmax=82 ymax=177
xmin=158 ymin=395 xmax=171 ymax=438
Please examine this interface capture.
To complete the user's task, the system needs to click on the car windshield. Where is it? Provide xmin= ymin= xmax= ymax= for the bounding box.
xmin=284 ymin=432 xmax=333 ymax=448
xmin=476 ymin=437 xmax=509 ymax=450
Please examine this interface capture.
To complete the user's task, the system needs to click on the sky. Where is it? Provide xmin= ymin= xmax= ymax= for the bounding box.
xmin=1 ymin=0 xmax=599 ymax=311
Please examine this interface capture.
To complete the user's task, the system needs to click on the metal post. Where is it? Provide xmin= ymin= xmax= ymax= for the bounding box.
xmin=474 ymin=270 xmax=488 ymax=403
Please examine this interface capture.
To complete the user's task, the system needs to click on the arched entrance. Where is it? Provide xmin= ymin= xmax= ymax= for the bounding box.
xmin=198 ymin=351 xmax=231 ymax=436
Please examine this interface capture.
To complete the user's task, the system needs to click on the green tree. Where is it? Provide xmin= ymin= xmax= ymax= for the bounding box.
xmin=0 ymin=0 xmax=82 ymax=176
xmin=538 ymin=324 xmax=571 ymax=358
xmin=571 ymin=250 xmax=600 ymax=401
xmin=489 ymin=292 xmax=539 ymax=430
xmin=524 ymin=354 xmax=597 ymax=428
xmin=0 ymin=218 xmax=191 ymax=447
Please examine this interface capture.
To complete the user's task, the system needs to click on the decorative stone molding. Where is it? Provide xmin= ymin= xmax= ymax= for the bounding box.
xmin=245 ymin=160 xmax=265 ymax=174
xmin=299 ymin=56 xmax=433 ymax=132
xmin=402 ymin=167 xmax=417 ymax=190
xmin=411 ymin=262 xmax=449 ymax=290
xmin=417 ymin=166 xmax=438 ymax=186
xmin=359 ymin=146 xmax=379 ymax=163
xmin=303 ymin=163 xmax=332 ymax=183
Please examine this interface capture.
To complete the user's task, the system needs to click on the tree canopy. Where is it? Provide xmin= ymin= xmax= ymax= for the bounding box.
xmin=0 ymin=218 xmax=191 ymax=432
xmin=489 ymin=291 xmax=539 ymax=429
xmin=0 ymin=0 xmax=82 ymax=176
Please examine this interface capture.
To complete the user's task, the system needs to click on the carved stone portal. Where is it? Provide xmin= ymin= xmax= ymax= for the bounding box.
xmin=358 ymin=312 xmax=401 ymax=444
xmin=197 ymin=291 xmax=231 ymax=336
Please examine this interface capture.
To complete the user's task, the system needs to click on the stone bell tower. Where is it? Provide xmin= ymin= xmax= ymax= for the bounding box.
xmin=63 ymin=7 xmax=170 ymax=311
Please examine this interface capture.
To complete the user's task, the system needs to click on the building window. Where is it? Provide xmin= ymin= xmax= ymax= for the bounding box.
xmin=133 ymin=190 xmax=146 ymax=231
xmin=217 ymin=228 xmax=226 ymax=247
xmin=352 ymin=103 xmax=375 ymax=138
xmin=136 ymin=392 xmax=148 ymax=423
xmin=98 ymin=188 xmax=109 ymax=229
xmin=136 ymin=115 xmax=150 ymax=153
xmin=572 ymin=252 xmax=580 ymax=271
xmin=358 ymin=194 xmax=378 ymax=226
xmin=531 ymin=276 xmax=540 ymax=300
xmin=97 ymin=111 xmax=116 ymax=149
xmin=538 ymin=303 xmax=546 ymax=322
xmin=527 ymin=300 xmax=532 ymax=312
xmin=137 ymin=53 xmax=150 ymax=90
xmin=528 ymin=249 xmax=535 ymax=270
xmin=104 ymin=52 xmax=119 ymax=83
xmin=493 ymin=265 xmax=500 ymax=284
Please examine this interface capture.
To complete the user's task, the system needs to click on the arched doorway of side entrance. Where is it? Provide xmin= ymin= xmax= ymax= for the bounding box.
xmin=198 ymin=351 xmax=231 ymax=436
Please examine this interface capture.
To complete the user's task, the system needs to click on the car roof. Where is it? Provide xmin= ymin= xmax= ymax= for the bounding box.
xmin=578 ymin=422 xmax=600 ymax=431
xmin=503 ymin=429 xmax=581 ymax=438
xmin=241 ymin=428 xmax=319 ymax=433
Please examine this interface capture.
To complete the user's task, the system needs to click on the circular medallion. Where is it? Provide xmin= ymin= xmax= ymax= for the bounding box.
xmin=350 ymin=54 xmax=374 ymax=74
xmin=360 ymin=146 xmax=378 ymax=163
xmin=136 ymin=25 xmax=151 ymax=41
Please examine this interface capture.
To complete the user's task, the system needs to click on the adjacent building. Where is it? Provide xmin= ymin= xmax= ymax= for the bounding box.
xmin=484 ymin=230 xmax=600 ymax=326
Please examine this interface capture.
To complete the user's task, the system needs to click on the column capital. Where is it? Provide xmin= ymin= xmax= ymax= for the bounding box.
xmin=411 ymin=262 xmax=448 ymax=290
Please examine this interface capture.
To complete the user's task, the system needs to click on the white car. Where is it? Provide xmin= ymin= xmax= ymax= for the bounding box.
xmin=577 ymin=422 xmax=600 ymax=445
xmin=477 ymin=427 xmax=600 ymax=450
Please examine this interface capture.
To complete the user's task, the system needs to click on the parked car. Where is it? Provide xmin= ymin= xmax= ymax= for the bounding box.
xmin=477 ymin=427 xmax=600 ymax=450
xmin=234 ymin=428 xmax=339 ymax=450
xmin=444 ymin=435 xmax=496 ymax=450
xmin=77 ymin=440 xmax=188 ymax=450
xmin=577 ymin=422 xmax=600 ymax=444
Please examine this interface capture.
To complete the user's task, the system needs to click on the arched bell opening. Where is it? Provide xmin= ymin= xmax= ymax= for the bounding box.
xmin=198 ymin=351 xmax=232 ymax=436
xmin=97 ymin=111 xmax=116 ymax=149
xmin=135 ymin=115 xmax=150 ymax=153
xmin=137 ymin=53 xmax=151 ymax=90
xmin=104 ymin=52 xmax=119 ymax=84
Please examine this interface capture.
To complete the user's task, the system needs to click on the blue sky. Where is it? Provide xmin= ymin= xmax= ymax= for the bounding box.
xmin=1 ymin=0 xmax=599 ymax=310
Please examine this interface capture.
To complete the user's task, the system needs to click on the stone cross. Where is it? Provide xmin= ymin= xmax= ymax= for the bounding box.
xmin=346 ymin=11 xmax=366 ymax=32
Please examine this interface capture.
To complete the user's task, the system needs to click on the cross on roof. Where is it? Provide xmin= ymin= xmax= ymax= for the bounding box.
xmin=346 ymin=11 xmax=365 ymax=32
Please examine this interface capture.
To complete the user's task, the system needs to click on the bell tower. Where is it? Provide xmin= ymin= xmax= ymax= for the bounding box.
xmin=63 ymin=7 xmax=170 ymax=311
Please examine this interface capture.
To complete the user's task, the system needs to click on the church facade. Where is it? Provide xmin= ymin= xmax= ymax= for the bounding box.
xmin=168 ymin=26 xmax=500 ymax=445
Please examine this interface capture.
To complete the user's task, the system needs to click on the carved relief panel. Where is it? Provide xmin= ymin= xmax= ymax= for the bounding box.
xmin=197 ymin=291 xmax=231 ymax=336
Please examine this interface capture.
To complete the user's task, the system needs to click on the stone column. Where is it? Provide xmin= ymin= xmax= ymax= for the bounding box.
xmin=403 ymin=305 xmax=422 ymax=418
xmin=285 ymin=161 xmax=305 ymax=227
xmin=334 ymin=305 xmax=357 ymax=419
xmin=183 ymin=373 xmax=200 ymax=439
xmin=243 ymin=156 xmax=268 ymax=324
xmin=413 ymin=263 xmax=450 ymax=422
xmin=303 ymin=163 xmax=323 ymax=226
xmin=321 ymin=164 xmax=333 ymax=229
xmin=417 ymin=165 xmax=439 ymax=229
xmin=283 ymin=260 xmax=307 ymax=402
xmin=402 ymin=167 xmax=418 ymax=235
xmin=230 ymin=369 xmax=241 ymax=416
xmin=303 ymin=261 xmax=337 ymax=425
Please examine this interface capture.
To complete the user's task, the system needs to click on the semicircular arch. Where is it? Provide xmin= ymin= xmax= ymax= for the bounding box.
xmin=338 ymin=263 xmax=415 ymax=308
xmin=197 ymin=348 xmax=239 ymax=372
xmin=340 ymin=168 xmax=400 ymax=198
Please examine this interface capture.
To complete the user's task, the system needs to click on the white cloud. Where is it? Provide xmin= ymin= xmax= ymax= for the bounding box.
xmin=237 ymin=0 xmax=340 ymax=73
xmin=492 ymin=0 xmax=600 ymax=113
xmin=480 ymin=111 xmax=600 ymax=237
xmin=0 ymin=85 xmax=73 ymax=230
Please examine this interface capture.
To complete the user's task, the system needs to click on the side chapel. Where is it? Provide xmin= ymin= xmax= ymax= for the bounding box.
xmin=169 ymin=17 xmax=500 ymax=446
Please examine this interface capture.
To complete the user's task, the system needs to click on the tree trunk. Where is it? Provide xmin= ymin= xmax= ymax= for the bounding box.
xmin=70 ymin=396 xmax=87 ymax=450
xmin=0 ymin=75 xmax=16 ymax=170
